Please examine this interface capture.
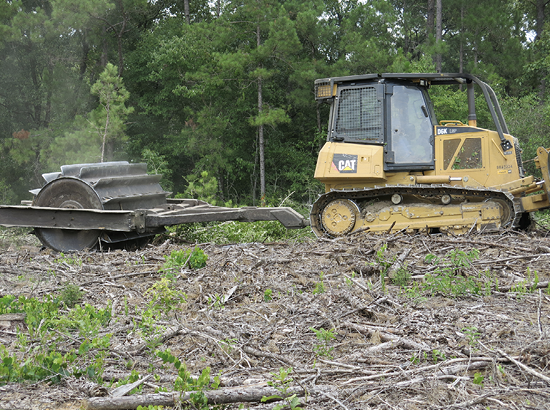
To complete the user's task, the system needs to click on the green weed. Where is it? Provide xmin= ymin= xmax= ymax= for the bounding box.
xmin=423 ymin=249 xmax=482 ymax=296
xmin=161 ymin=247 xmax=208 ymax=275
xmin=431 ymin=349 xmax=446 ymax=363
xmin=0 ymin=345 xmax=76 ymax=384
xmin=261 ymin=367 xmax=303 ymax=410
xmin=473 ymin=372 xmax=485 ymax=387
xmin=309 ymin=327 xmax=336 ymax=359
xmin=462 ymin=326 xmax=481 ymax=349
xmin=312 ymin=272 xmax=326 ymax=295
xmin=53 ymin=253 xmax=82 ymax=266
xmin=59 ymin=283 xmax=84 ymax=308
xmin=168 ymin=219 xmax=314 ymax=245
xmin=54 ymin=303 xmax=111 ymax=338
xmin=144 ymin=277 xmax=187 ymax=315
xmin=511 ymin=267 xmax=540 ymax=298
xmin=391 ymin=266 xmax=411 ymax=287
xmin=207 ymin=294 xmax=225 ymax=310
xmin=370 ymin=244 xmax=395 ymax=291
xmin=156 ymin=349 xmax=223 ymax=409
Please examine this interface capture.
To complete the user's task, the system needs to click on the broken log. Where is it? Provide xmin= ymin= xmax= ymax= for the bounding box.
xmin=84 ymin=384 xmax=335 ymax=410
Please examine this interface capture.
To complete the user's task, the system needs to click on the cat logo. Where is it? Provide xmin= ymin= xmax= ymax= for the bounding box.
xmin=332 ymin=154 xmax=358 ymax=173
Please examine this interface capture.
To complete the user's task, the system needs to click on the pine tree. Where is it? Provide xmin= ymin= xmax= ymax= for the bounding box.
xmin=90 ymin=63 xmax=134 ymax=162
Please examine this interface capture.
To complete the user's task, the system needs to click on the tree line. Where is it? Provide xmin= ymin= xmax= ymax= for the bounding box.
xmin=1 ymin=0 xmax=550 ymax=206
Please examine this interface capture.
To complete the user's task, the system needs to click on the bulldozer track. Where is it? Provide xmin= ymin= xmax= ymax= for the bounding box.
xmin=310 ymin=184 xmax=523 ymax=237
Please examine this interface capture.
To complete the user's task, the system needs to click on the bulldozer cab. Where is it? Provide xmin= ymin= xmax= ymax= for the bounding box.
xmin=320 ymin=76 xmax=437 ymax=171
xmin=316 ymin=73 xmax=516 ymax=174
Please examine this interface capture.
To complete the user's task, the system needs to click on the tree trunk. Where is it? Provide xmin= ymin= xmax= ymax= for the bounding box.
xmin=257 ymin=25 xmax=266 ymax=206
xmin=252 ymin=139 xmax=258 ymax=206
xmin=535 ymin=0 xmax=547 ymax=41
xmin=535 ymin=0 xmax=548 ymax=99
xmin=435 ymin=0 xmax=442 ymax=72
xmin=427 ymin=0 xmax=435 ymax=36
xmin=100 ymin=101 xmax=111 ymax=163
xmin=459 ymin=4 xmax=463 ymax=74
xmin=459 ymin=2 xmax=464 ymax=92
xmin=316 ymin=104 xmax=322 ymax=135
xmin=184 ymin=0 xmax=190 ymax=24
xmin=115 ymin=0 xmax=127 ymax=76
xmin=101 ymin=27 xmax=108 ymax=68
xmin=80 ymin=31 xmax=89 ymax=80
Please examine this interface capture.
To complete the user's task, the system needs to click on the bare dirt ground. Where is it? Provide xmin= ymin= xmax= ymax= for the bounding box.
xmin=1 ymin=227 xmax=550 ymax=410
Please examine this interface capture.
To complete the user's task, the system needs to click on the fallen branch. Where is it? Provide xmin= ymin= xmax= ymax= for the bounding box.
xmin=84 ymin=384 xmax=335 ymax=410
xmin=343 ymin=358 xmax=491 ymax=385
xmin=111 ymin=375 xmax=152 ymax=397
xmin=497 ymin=348 xmax=550 ymax=384
xmin=341 ymin=321 xmax=428 ymax=351
xmin=386 ymin=248 xmax=411 ymax=278
xmin=242 ymin=345 xmax=301 ymax=368
xmin=476 ymin=253 xmax=550 ymax=264
xmin=497 ymin=281 xmax=549 ymax=293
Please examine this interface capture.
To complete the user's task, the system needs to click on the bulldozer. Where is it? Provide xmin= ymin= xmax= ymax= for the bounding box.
xmin=310 ymin=73 xmax=550 ymax=236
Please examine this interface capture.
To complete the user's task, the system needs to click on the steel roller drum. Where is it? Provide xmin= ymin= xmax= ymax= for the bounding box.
xmin=32 ymin=162 xmax=170 ymax=252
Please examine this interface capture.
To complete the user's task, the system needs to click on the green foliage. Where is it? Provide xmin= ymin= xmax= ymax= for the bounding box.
xmin=431 ymin=349 xmax=446 ymax=363
xmin=312 ymin=272 xmax=326 ymax=295
xmin=309 ymin=327 xmax=336 ymax=359
xmin=370 ymin=244 xmax=395 ymax=291
xmin=261 ymin=367 xmax=303 ymax=410
xmin=53 ymin=253 xmax=82 ymax=266
xmin=59 ymin=283 xmax=84 ymax=308
xmin=0 ymin=295 xmax=112 ymax=385
xmin=90 ymin=63 xmax=134 ymax=162
xmin=142 ymin=148 xmax=173 ymax=192
xmin=169 ymin=219 xmax=314 ymax=245
xmin=391 ymin=266 xmax=412 ymax=287
xmin=500 ymin=94 xmax=550 ymax=177
xmin=53 ymin=303 xmax=112 ymax=338
xmin=462 ymin=326 xmax=481 ymax=349
xmin=206 ymin=294 xmax=226 ymax=310
xmin=0 ymin=295 xmax=60 ymax=332
xmin=263 ymin=288 xmax=273 ymax=302
xmin=0 ymin=344 xmax=75 ymax=384
xmin=115 ymin=369 xmax=145 ymax=395
xmin=156 ymin=349 xmax=222 ymax=409
xmin=161 ymin=247 xmax=208 ymax=274
xmin=0 ymin=0 xmax=546 ymax=211
xmin=423 ymin=249 xmax=482 ymax=297
xmin=473 ymin=372 xmax=485 ymax=387
xmin=144 ymin=277 xmax=187 ymax=315
xmin=179 ymin=171 xmax=228 ymax=207
xmin=510 ymin=267 xmax=540 ymax=299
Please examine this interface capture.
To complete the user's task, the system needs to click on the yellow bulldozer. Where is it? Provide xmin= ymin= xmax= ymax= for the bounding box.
xmin=311 ymin=73 xmax=550 ymax=236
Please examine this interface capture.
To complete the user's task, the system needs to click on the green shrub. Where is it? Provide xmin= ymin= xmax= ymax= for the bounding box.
xmin=168 ymin=220 xmax=314 ymax=244
xmin=59 ymin=283 xmax=84 ymax=308
xmin=156 ymin=349 xmax=223 ymax=409
xmin=161 ymin=247 xmax=208 ymax=273
xmin=424 ymin=249 xmax=481 ymax=296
